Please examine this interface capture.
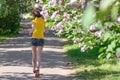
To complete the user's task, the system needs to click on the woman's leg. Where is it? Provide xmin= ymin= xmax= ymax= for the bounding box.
xmin=36 ymin=46 xmax=43 ymax=70
xmin=32 ymin=46 xmax=37 ymax=72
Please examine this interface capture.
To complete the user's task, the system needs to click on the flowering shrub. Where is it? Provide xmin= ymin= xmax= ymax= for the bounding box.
xmin=42 ymin=0 xmax=120 ymax=61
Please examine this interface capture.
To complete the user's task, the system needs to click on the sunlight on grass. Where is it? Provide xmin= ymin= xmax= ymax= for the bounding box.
xmin=0 ymin=36 xmax=8 ymax=41
xmin=0 ymin=34 xmax=15 ymax=42
xmin=64 ymin=44 xmax=120 ymax=80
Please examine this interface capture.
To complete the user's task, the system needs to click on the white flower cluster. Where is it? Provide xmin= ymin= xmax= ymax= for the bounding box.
xmin=81 ymin=45 xmax=87 ymax=52
xmin=89 ymin=24 xmax=97 ymax=31
xmin=48 ymin=0 xmax=58 ymax=7
xmin=116 ymin=52 xmax=120 ymax=58
xmin=95 ymin=30 xmax=102 ymax=38
xmin=40 ymin=9 xmax=49 ymax=21
xmin=117 ymin=16 xmax=120 ymax=24
xmin=51 ymin=11 xmax=60 ymax=19
xmin=48 ymin=0 xmax=64 ymax=7
xmin=89 ymin=23 xmax=103 ymax=38
xmin=68 ymin=0 xmax=80 ymax=9
xmin=51 ymin=12 xmax=70 ymax=34
xmin=54 ymin=21 xmax=64 ymax=34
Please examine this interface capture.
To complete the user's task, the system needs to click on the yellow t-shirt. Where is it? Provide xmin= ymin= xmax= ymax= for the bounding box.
xmin=31 ymin=17 xmax=45 ymax=39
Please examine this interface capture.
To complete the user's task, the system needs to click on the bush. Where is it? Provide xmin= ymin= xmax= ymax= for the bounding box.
xmin=41 ymin=0 xmax=120 ymax=62
xmin=0 ymin=0 xmax=34 ymax=34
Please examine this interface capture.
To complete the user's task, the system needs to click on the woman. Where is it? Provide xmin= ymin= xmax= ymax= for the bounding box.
xmin=29 ymin=9 xmax=48 ymax=77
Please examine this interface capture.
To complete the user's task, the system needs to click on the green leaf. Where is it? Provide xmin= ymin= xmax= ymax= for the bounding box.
xmin=103 ymin=32 xmax=111 ymax=42
xmin=116 ymin=48 xmax=120 ymax=54
xmin=100 ymin=0 xmax=116 ymax=12
xmin=99 ymin=47 xmax=105 ymax=53
xmin=98 ymin=0 xmax=116 ymax=21
xmin=81 ymin=2 xmax=96 ymax=31
xmin=111 ymin=2 xmax=119 ymax=21
xmin=96 ymin=22 xmax=103 ymax=30
xmin=107 ymin=40 xmax=116 ymax=52
xmin=106 ymin=53 xmax=111 ymax=59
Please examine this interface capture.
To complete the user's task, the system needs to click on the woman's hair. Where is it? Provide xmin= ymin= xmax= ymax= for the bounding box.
xmin=32 ymin=9 xmax=42 ymax=18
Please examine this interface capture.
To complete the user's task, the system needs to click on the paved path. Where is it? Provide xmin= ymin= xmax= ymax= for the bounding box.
xmin=0 ymin=19 xmax=74 ymax=80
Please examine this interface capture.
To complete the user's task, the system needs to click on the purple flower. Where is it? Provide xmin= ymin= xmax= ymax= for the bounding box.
xmin=51 ymin=11 xmax=60 ymax=19
xmin=40 ymin=10 xmax=49 ymax=21
xmin=89 ymin=24 xmax=96 ymax=31
xmin=63 ymin=13 xmax=70 ymax=19
xmin=73 ymin=39 xmax=80 ymax=43
xmin=54 ymin=22 xmax=63 ymax=30
xmin=116 ymin=52 xmax=120 ymax=58
xmin=77 ymin=29 xmax=81 ymax=33
xmin=68 ymin=4 xmax=73 ymax=9
xmin=48 ymin=0 xmax=57 ymax=7
xmin=58 ymin=29 xmax=63 ymax=34
xmin=117 ymin=16 xmax=120 ymax=24
xmin=95 ymin=31 xmax=102 ymax=37
xmin=68 ymin=0 xmax=80 ymax=9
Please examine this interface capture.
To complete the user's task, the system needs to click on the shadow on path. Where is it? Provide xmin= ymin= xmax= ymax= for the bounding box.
xmin=0 ymin=19 xmax=73 ymax=80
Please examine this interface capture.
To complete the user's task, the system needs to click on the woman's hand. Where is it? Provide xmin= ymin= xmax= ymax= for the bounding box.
xmin=45 ymin=27 xmax=49 ymax=33
xmin=29 ymin=30 xmax=33 ymax=36
xmin=29 ymin=24 xmax=34 ymax=36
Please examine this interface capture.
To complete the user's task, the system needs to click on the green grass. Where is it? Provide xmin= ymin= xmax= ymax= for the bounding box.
xmin=0 ymin=33 xmax=16 ymax=42
xmin=64 ymin=44 xmax=120 ymax=80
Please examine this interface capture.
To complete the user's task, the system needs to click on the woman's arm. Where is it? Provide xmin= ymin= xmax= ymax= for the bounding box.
xmin=29 ymin=24 xmax=34 ymax=36
xmin=44 ymin=27 xmax=49 ymax=33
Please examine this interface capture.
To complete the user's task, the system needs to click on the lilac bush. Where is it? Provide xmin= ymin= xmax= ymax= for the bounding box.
xmin=41 ymin=0 xmax=120 ymax=61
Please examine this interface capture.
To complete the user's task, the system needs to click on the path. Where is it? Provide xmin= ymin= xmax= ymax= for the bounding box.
xmin=0 ymin=19 xmax=74 ymax=80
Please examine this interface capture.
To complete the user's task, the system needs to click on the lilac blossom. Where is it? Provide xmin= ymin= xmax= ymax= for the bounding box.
xmin=73 ymin=39 xmax=77 ymax=43
xmin=63 ymin=13 xmax=70 ymax=19
xmin=81 ymin=45 xmax=87 ymax=52
xmin=77 ymin=20 xmax=81 ymax=23
xmin=89 ymin=24 xmax=97 ymax=31
xmin=48 ymin=0 xmax=57 ymax=7
xmin=72 ymin=11 xmax=77 ymax=14
xmin=68 ymin=0 xmax=80 ymax=9
xmin=116 ymin=16 xmax=120 ymax=24
xmin=73 ymin=38 xmax=80 ymax=43
xmin=40 ymin=9 xmax=49 ymax=21
xmin=48 ymin=1 xmax=54 ymax=6
xmin=68 ymin=4 xmax=74 ymax=9
xmin=116 ymin=52 xmax=120 ymax=58
xmin=95 ymin=30 xmax=102 ymax=38
xmin=58 ymin=0 xmax=63 ymax=5
xmin=58 ymin=29 xmax=63 ymax=34
xmin=54 ymin=22 xmax=64 ymax=30
xmin=77 ymin=29 xmax=81 ymax=33
xmin=51 ymin=11 xmax=60 ymax=19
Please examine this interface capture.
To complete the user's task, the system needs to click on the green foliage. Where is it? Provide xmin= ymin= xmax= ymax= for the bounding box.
xmin=64 ymin=44 xmax=120 ymax=80
xmin=45 ymin=0 xmax=120 ymax=62
xmin=0 ymin=0 xmax=34 ymax=34
xmin=100 ymin=0 xmax=116 ymax=12
xmin=111 ymin=3 xmax=119 ymax=21
xmin=81 ymin=2 xmax=96 ymax=30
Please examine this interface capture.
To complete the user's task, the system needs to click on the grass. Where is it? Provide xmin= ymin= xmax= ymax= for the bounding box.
xmin=0 ymin=33 xmax=16 ymax=42
xmin=64 ymin=44 xmax=120 ymax=80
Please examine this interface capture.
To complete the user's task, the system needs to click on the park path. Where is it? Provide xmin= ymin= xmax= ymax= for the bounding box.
xmin=0 ymin=19 xmax=74 ymax=80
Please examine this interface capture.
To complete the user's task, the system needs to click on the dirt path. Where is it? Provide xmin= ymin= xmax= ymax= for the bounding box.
xmin=0 ymin=19 xmax=74 ymax=80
